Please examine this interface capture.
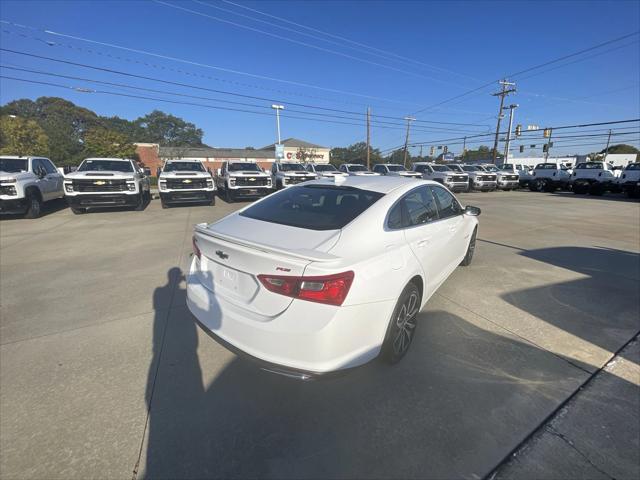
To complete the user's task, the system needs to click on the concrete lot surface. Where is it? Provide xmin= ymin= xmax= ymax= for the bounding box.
xmin=1 ymin=191 xmax=639 ymax=479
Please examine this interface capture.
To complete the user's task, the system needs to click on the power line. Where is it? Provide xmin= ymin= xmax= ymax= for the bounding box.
xmin=218 ymin=0 xmax=481 ymax=82
xmin=411 ymin=30 xmax=640 ymax=116
xmin=0 ymin=48 xmax=490 ymax=132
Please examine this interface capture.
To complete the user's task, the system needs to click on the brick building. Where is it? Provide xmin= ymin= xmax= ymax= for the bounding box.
xmin=135 ymin=138 xmax=330 ymax=176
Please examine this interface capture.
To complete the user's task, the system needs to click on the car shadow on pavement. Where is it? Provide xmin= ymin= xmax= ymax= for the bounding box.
xmin=501 ymin=245 xmax=640 ymax=362
xmin=0 ymin=197 xmax=68 ymax=221
xmin=139 ymin=268 xmax=632 ymax=480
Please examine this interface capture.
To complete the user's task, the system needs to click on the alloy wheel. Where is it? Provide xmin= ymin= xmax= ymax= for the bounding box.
xmin=392 ymin=291 xmax=419 ymax=356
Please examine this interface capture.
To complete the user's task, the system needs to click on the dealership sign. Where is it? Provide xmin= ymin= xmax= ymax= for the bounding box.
xmin=275 ymin=144 xmax=284 ymax=160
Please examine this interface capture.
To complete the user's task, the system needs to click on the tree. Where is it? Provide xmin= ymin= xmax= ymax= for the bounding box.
xmin=598 ymin=144 xmax=639 ymax=155
xmin=461 ymin=145 xmax=501 ymax=162
xmin=135 ymin=110 xmax=204 ymax=146
xmin=83 ymin=127 xmax=137 ymax=159
xmin=330 ymin=142 xmax=383 ymax=166
xmin=0 ymin=115 xmax=49 ymax=156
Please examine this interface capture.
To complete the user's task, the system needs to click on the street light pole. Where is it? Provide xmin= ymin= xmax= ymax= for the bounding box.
xmin=271 ymin=104 xmax=284 ymax=144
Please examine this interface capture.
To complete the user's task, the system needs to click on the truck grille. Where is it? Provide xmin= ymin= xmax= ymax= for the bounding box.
xmin=0 ymin=185 xmax=15 ymax=195
xmin=452 ymin=175 xmax=467 ymax=182
xmin=166 ymin=178 xmax=209 ymax=190
xmin=502 ymin=175 xmax=518 ymax=181
xmin=73 ymin=179 xmax=127 ymax=192
xmin=235 ymin=176 xmax=269 ymax=187
xmin=481 ymin=175 xmax=497 ymax=181
xmin=285 ymin=176 xmax=314 ymax=185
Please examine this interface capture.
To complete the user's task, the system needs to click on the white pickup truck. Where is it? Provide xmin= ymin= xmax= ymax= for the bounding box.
xmin=529 ymin=163 xmax=572 ymax=192
xmin=616 ymin=163 xmax=640 ymax=198
xmin=215 ymin=160 xmax=272 ymax=202
xmin=305 ymin=163 xmax=348 ymax=179
xmin=63 ymin=158 xmax=150 ymax=214
xmin=411 ymin=162 xmax=469 ymax=191
xmin=571 ymin=161 xmax=621 ymax=195
xmin=460 ymin=164 xmax=497 ymax=191
xmin=373 ymin=163 xmax=422 ymax=178
xmin=0 ymin=156 xmax=65 ymax=218
xmin=338 ymin=163 xmax=381 ymax=176
xmin=480 ymin=164 xmax=519 ymax=190
xmin=498 ymin=162 xmax=534 ymax=188
xmin=271 ymin=162 xmax=317 ymax=189
xmin=158 ymin=159 xmax=215 ymax=208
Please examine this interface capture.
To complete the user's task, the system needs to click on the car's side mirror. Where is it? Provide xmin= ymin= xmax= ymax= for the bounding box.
xmin=143 ymin=168 xmax=151 ymax=176
xmin=464 ymin=205 xmax=481 ymax=216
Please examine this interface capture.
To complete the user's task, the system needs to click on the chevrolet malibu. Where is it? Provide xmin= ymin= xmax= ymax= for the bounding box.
xmin=187 ymin=176 xmax=480 ymax=379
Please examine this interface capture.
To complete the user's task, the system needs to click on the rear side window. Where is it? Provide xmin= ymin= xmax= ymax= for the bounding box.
xmin=240 ymin=185 xmax=384 ymax=230
xmin=387 ymin=186 xmax=438 ymax=229
xmin=430 ymin=186 xmax=463 ymax=219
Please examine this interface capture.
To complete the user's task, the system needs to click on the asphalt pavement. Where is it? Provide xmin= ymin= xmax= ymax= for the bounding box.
xmin=1 ymin=190 xmax=638 ymax=479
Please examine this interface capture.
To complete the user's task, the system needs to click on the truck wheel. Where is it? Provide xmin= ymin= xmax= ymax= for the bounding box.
xmin=24 ymin=191 xmax=42 ymax=219
xmin=209 ymin=196 xmax=216 ymax=206
xmin=459 ymin=227 xmax=477 ymax=267
xmin=225 ymin=188 xmax=234 ymax=203
xmin=589 ymin=183 xmax=605 ymax=196
xmin=71 ymin=207 xmax=86 ymax=215
xmin=529 ymin=180 xmax=540 ymax=192
xmin=134 ymin=192 xmax=146 ymax=211
xmin=543 ymin=181 xmax=556 ymax=193
xmin=161 ymin=200 xmax=169 ymax=209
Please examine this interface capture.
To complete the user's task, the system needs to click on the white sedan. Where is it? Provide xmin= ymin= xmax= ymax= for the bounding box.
xmin=187 ymin=176 xmax=480 ymax=379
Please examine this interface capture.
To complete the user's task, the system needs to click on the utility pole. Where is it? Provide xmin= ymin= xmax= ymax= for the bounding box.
xmin=491 ymin=80 xmax=516 ymax=163
xmin=366 ymin=107 xmax=371 ymax=170
xmin=419 ymin=145 xmax=423 ymax=158
xmin=544 ymin=130 xmax=553 ymax=163
xmin=403 ymin=116 xmax=415 ymax=168
xmin=271 ymin=104 xmax=284 ymax=144
xmin=503 ymin=104 xmax=518 ymax=162
xmin=462 ymin=136 xmax=467 ymax=160
xmin=603 ymin=129 xmax=612 ymax=161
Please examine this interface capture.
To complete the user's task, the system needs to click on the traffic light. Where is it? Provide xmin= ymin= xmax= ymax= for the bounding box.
xmin=443 ymin=145 xmax=448 ymax=154
xmin=519 ymin=145 xmax=524 ymax=153
xmin=543 ymin=128 xmax=552 ymax=138
xmin=515 ymin=124 xmax=522 ymax=137
xmin=429 ymin=146 xmax=435 ymax=156
xmin=437 ymin=145 xmax=443 ymax=150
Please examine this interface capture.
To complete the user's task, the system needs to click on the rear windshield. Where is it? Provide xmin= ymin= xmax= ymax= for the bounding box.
xmin=413 ymin=164 xmax=429 ymax=173
xmin=78 ymin=160 xmax=133 ymax=172
xmin=347 ymin=165 xmax=367 ymax=172
xmin=228 ymin=163 xmax=261 ymax=172
xmin=0 ymin=158 xmax=28 ymax=173
xmin=164 ymin=161 xmax=204 ymax=172
xmin=240 ymin=185 xmax=384 ymax=231
xmin=386 ymin=165 xmax=406 ymax=172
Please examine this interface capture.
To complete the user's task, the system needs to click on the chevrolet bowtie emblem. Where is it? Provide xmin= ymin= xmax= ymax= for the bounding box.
xmin=94 ymin=180 xmax=106 ymax=185
xmin=248 ymin=177 xmax=256 ymax=182
xmin=183 ymin=179 xmax=192 ymax=183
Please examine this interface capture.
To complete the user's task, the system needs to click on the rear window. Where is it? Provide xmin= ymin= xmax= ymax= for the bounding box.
xmin=240 ymin=185 xmax=384 ymax=231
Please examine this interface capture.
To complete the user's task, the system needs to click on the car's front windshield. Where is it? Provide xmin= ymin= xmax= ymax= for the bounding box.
xmin=280 ymin=163 xmax=306 ymax=172
xmin=483 ymin=165 xmax=499 ymax=172
xmin=164 ymin=161 xmax=205 ymax=172
xmin=386 ymin=165 xmax=407 ymax=172
xmin=0 ymin=158 xmax=28 ymax=173
xmin=78 ymin=160 xmax=133 ymax=172
xmin=626 ymin=163 xmax=640 ymax=170
xmin=348 ymin=165 xmax=368 ymax=172
xmin=228 ymin=163 xmax=261 ymax=172
xmin=448 ymin=165 xmax=464 ymax=172
xmin=432 ymin=165 xmax=451 ymax=172
xmin=313 ymin=164 xmax=337 ymax=172
xmin=462 ymin=166 xmax=481 ymax=172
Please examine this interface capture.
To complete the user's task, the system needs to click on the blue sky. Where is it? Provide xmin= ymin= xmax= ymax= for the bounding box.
xmin=0 ymin=0 xmax=639 ymax=156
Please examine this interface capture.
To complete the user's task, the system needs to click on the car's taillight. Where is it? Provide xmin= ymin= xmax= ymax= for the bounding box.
xmin=192 ymin=236 xmax=201 ymax=259
xmin=257 ymin=271 xmax=354 ymax=306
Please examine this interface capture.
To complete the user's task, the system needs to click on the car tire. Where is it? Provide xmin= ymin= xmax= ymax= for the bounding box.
xmin=381 ymin=282 xmax=421 ymax=364
xmin=209 ymin=197 xmax=216 ymax=206
xmin=70 ymin=206 xmax=86 ymax=215
xmin=529 ymin=180 xmax=540 ymax=192
xmin=24 ymin=191 xmax=42 ymax=219
xmin=460 ymin=227 xmax=477 ymax=267
xmin=161 ymin=200 xmax=169 ymax=209
xmin=589 ymin=183 xmax=605 ymax=196
xmin=225 ymin=188 xmax=234 ymax=203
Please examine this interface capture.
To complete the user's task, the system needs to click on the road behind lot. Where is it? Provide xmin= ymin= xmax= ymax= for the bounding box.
xmin=1 ymin=191 xmax=639 ymax=479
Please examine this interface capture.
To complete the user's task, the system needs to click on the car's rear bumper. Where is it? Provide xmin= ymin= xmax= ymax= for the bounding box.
xmin=186 ymin=257 xmax=395 ymax=375
xmin=160 ymin=190 xmax=215 ymax=203
xmin=0 ymin=197 xmax=28 ymax=214
xmin=66 ymin=193 xmax=139 ymax=207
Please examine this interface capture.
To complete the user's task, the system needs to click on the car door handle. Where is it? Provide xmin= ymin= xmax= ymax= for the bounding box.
xmin=417 ymin=239 xmax=430 ymax=248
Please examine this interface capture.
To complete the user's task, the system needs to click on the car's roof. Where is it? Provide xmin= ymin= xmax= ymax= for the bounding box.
xmin=307 ymin=175 xmax=436 ymax=194
xmin=0 ymin=155 xmax=44 ymax=160
xmin=165 ymin=158 xmax=203 ymax=162
xmin=343 ymin=163 xmax=364 ymax=166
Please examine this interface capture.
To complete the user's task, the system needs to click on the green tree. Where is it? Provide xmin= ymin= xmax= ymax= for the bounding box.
xmin=598 ymin=144 xmax=639 ymax=155
xmin=330 ymin=142 xmax=383 ymax=166
xmin=0 ymin=115 xmax=49 ymax=156
xmin=135 ymin=110 xmax=204 ymax=146
xmin=461 ymin=145 xmax=501 ymax=162
xmin=83 ymin=127 xmax=137 ymax=159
